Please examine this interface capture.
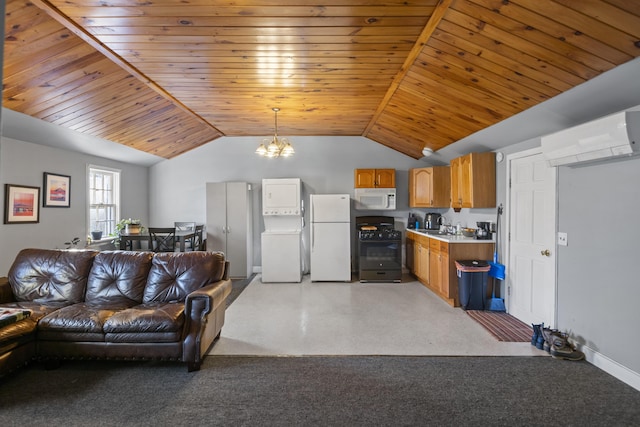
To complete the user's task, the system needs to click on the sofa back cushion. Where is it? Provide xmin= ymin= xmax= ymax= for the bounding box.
xmin=143 ymin=251 xmax=226 ymax=303
xmin=8 ymin=248 xmax=98 ymax=304
xmin=85 ymin=251 xmax=154 ymax=305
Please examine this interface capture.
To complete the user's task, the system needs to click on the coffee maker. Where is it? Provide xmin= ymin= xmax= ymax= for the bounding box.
xmin=424 ymin=213 xmax=442 ymax=230
xmin=475 ymin=221 xmax=492 ymax=240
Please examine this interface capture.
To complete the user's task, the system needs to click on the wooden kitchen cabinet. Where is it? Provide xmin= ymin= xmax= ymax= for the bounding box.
xmin=407 ymin=231 xmax=494 ymax=307
xmin=406 ymin=232 xmax=429 ymax=284
xmin=409 ymin=166 xmax=450 ymax=208
xmin=429 ymin=239 xmax=449 ymax=297
xmin=354 ymin=169 xmax=395 ymax=188
xmin=450 ymin=152 xmax=496 ymax=209
xmin=417 ymin=238 xmax=430 ymax=284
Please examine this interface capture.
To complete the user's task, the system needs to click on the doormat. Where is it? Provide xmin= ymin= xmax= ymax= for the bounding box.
xmin=466 ymin=310 xmax=533 ymax=342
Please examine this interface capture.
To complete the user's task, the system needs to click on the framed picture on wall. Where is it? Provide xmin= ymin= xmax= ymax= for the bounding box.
xmin=43 ymin=172 xmax=71 ymax=207
xmin=4 ymin=184 xmax=41 ymax=224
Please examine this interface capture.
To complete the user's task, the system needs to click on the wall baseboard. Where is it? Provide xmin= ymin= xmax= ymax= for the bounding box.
xmin=580 ymin=344 xmax=640 ymax=392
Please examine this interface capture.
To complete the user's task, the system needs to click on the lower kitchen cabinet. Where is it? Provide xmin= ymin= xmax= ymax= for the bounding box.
xmin=417 ymin=237 xmax=430 ymax=284
xmin=407 ymin=231 xmax=493 ymax=307
xmin=429 ymin=239 xmax=449 ymax=297
xmin=407 ymin=232 xmax=429 ymax=284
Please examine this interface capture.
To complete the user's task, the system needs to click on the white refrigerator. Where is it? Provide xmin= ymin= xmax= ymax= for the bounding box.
xmin=310 ymin=194 xmax=351 ymax=282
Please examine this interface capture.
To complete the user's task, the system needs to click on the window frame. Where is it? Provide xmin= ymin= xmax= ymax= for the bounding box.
xmin=87 ymin=165 xmax=121 ymax=239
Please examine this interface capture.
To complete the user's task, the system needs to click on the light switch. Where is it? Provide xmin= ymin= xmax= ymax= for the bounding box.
xmin=557 ymin=232 xmax=568 ymax=246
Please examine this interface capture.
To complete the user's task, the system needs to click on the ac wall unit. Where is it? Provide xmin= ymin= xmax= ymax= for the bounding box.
xmin=541 ymin=110 xmax=640 ymax=166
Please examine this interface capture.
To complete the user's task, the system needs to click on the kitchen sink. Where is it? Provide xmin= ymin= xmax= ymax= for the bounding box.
xmin=413 ymin=229 xmax=450 ymax=235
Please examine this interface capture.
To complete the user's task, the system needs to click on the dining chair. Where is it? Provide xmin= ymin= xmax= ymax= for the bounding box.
xmin=192 ymin=224 xmax=205 ymax=251
xmin=174 ymin=221 xmax=196 ymax=250
xmin=148 ymin=227 xmax=176 ymax=252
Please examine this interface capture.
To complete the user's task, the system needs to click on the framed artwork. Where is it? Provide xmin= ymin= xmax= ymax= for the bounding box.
xmin=4 ymin=184 xmax=40 ymax=224
xmin=43 ymin=172 xmax=71 ymax=207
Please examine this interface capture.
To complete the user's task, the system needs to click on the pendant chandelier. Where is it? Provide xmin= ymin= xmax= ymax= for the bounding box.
xmin=255 ymin=108 xmax=294 ymax=158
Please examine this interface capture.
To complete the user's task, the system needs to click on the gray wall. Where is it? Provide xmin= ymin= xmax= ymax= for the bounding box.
xmin=0 ymin=136 xmax=149 ymax=275
xmin=556 ymin=157 xmax=640 ymax=374
xmin=148 ymin=135 xmax=498 ymax=268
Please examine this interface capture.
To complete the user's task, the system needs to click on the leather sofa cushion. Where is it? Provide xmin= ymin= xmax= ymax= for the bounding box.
xmin=85 ymin=251 xmax=153 ymax=305
xmin=7 ymin=249 xmax=98 ymax=304
xmin=37 ymin=302 xmax=134 ymax=337
xmin=143 ymin=251 xmax=226 ymax=303
xmin=103 ymin=302 xmax=184 ymax=343
xmin=1 ymin=301 xmax=67 ymax=343
xmin=0 ymin=317 xmax=37 ymax=343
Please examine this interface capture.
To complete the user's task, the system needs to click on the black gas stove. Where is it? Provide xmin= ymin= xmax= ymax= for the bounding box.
xmin=355 ymin=216 xmax=402 ymax=283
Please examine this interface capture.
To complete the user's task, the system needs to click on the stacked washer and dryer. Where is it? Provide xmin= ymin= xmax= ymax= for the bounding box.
xmin=260 ymin=178 xmax=304 ymax=283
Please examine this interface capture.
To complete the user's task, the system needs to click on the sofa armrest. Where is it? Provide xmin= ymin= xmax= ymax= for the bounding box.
xmin=0 ymin=277 xmax=16 ymax=304
xmin=182 ymin=278 xmax=232 ymax=371
xmin=222 ymin=261 xmax=230 ymax=281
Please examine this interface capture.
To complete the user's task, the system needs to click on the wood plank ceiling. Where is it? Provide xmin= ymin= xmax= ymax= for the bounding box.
xmin=3 ymin=0 xmax=640 ymax=160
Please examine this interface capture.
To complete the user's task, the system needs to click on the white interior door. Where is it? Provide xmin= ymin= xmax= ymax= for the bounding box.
xmin=506 ymin=149 xmax=557 ymax=328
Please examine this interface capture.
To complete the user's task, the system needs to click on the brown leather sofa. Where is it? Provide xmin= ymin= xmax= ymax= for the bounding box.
xmin=0 ymin=248 xmax=231 ymax=377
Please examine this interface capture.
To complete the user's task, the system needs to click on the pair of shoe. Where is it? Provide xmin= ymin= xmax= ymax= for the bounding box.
xmin=540 ymin=327 xmax=585 ymax=361
xmin=531 ymin=323 xmax=545 ymax=349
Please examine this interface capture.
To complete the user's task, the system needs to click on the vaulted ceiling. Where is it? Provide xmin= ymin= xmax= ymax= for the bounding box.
xmin=3 ymin=0 xmax=640 ymax=160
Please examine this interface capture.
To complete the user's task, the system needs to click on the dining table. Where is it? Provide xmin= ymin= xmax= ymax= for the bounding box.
xmin=119 ymin=228 xmax=197 ymax=252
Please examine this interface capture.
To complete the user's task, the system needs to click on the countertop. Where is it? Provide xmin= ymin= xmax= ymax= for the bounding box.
xmin=406 ymin=228 xmax=495 ymax=244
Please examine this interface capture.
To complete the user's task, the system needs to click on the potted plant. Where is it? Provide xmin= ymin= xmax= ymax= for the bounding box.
xmin=90 ymin=221 xmax=103 ymax=240
xmin=64 ymin=237 xmax=81 ymax=249
xmin=115 ymin=218 xmax=144 ymax=235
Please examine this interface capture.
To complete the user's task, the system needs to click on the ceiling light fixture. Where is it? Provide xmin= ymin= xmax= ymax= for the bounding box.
xmin=255 ymin=108 xmax=294 ymax=158
xmin=422 ymin=147 xmax=434 ymax=157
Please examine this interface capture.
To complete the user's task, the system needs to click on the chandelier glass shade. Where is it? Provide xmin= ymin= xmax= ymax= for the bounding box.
xmin=256 ymin=108 xmax=294 ymax=158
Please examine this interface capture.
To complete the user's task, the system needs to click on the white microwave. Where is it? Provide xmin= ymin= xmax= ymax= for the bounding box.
xmin=354 ymin=188 xmax=396 ymax=210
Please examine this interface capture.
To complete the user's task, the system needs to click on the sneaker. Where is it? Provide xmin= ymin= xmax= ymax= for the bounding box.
xmin=540 ymin=327 xmax=561 ymax=353
xmin=549 ymin=334 xmax=585 ymax=361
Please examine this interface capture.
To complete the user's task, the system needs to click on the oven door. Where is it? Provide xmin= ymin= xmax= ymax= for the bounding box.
xmin=358 ymin=240 xmax=402 ymax=270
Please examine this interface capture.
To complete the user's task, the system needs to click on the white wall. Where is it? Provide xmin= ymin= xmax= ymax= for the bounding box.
xmin=0 ymin=136 xmax=149 ymax=275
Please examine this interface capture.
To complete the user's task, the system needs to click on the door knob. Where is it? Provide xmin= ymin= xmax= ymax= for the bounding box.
xmin=541 ymin=249 xmax=551 ymax=256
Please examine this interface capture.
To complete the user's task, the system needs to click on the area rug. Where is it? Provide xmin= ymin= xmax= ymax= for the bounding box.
xmin=1 ymin=356 xmax=639 ymax=426
xmin=466 ymin=310 xmax=533 ymax=342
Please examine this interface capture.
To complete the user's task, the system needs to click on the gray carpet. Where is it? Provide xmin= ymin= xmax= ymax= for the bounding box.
xmin=1 ymin=356 xmax=639 ymax=426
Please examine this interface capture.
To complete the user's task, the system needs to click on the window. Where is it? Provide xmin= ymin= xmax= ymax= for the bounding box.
xmin=88 ymin=166 xmax=120 ymax=238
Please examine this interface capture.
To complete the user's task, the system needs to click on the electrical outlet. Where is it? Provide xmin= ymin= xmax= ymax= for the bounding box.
xmin=557 ymin=232 xmax=568 ymax=246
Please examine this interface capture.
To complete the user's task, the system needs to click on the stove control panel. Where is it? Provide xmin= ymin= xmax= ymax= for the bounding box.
xmin=359 ymin=229 xmax=402 ymax=241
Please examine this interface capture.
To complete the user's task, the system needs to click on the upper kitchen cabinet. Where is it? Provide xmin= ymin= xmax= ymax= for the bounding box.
xmin=354 ymin=169 xmax=395 ymax=188
xmin=409 ymin=166 xmax=450 ymax=208
xmin=450 ymin=152 xmax=496 ymax=210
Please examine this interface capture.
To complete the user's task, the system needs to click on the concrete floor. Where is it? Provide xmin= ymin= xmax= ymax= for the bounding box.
xmin=209 ymin=274 xmax=546 ymax=357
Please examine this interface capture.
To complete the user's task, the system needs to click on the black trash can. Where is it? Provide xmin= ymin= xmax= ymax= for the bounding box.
xmin=455 ymin=260 xmax=490 ymax=310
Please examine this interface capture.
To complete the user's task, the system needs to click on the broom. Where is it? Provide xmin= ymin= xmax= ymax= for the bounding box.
xmin=487 ymin=204 xmax=506 ymax=311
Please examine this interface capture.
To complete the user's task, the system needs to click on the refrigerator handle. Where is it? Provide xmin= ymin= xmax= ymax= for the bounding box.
xmin=310 ymin=224 xmax=314 ymax=250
